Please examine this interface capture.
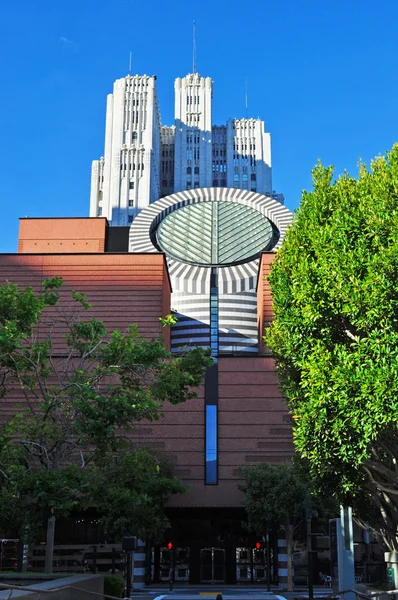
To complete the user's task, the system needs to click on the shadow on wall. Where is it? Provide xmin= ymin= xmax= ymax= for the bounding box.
xmin=171 ymin=313 xmax=259 ymax=355
xmin=161 ymin=119 xmax=274 ymax=199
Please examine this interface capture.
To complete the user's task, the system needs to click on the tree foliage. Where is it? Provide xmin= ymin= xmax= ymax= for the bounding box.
xmin=0 ymin=277 xmax=211 ymax=541
xmin=266 ymin=144 xmax=398 ymax=550
xmin=239 ymin=462 xmax=308 ymax=591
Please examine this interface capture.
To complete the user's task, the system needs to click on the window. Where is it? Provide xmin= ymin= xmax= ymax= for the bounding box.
xmin=242 ymin=173 xmax=248 ymax=189
xmin=213 ymin=179 xmax=218 ymax=187
xmin=186 ymin=181 xmax=191 ymax=189
xmin=128 ymin=215 xmax=134 ymax=223
xmin=129 ymin=199 xmax=134 ymax=207
xmin=251 ymin=173 xmax=256 ymax=181
xmin=132 ymin=131 xmax=137 ymax=141
xmin=194 ymin=166 xmax=199 ymax=175
xmin=220 ymin=178 xmax=226 ymax=187
xmin=194 ymin=182 xmax=200 ymax=188
xmin=233 ymin=173 xmax=239 ymax=188
xmin=162 ymin=179 xmax=167 ymax=187
xmin=97 ymin=207 xmax=102 ymax=216
xmin=206 ymin=272 xmax=218 ymax=485
xmin=187 ymin=167 xmax=192 ymax=174
xmin=205 ymin=405 xmax=217 ymax=484
xmin=129 ymin=181 xmax=134 ymax=189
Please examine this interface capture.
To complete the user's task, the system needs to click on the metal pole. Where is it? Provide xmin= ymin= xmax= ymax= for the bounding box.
xmin=44 ymin=516 xmax=56 ymax=574
xmin=266 ymin=529 xmax=271 ymax=592
xmin=112 ymin=547 xmax=116 ymax=574
xmin=251 ymin=545 xmax=254 ymax=585
xmin=169 ymin=548 xmax=174 ymax=592
xmin=306 ymin=492 xmax=314 ymax=600
xmin=91 ymin=546 xmax=97 ymax=574
xmin=126 ymin=550 xmax=132 ymax=597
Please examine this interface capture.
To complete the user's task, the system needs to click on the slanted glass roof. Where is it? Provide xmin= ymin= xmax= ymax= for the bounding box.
xmin=156 ymin=200 xmax=274 ymax=266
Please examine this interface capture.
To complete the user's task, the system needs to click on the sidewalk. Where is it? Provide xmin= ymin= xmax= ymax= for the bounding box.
xmin=129 ymin=585 xmax=333 ymax=600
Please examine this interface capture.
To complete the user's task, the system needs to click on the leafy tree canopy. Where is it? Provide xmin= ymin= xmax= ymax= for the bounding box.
xmin=266 ymin=144 xmax=398 ymax=549
xmin=239 ymin=462 xmax=308 ymax=591
xmin=0 ymin=277 xmax=211 ymax=542
xmin=240 ymin=463 xmax=307 ymax=533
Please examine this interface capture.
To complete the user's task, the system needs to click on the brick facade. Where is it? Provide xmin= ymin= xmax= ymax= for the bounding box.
xmin=0 ymin=217 xmax=294 ymax=585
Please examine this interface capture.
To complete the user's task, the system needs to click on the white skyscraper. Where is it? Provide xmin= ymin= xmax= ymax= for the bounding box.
xmin=90 ymin=71 xmax=282 ymax=224
xmin=173 ymin=73 xmax=213 ymax=191
xmin=226 ymin=118 xmax=272 ymax=194
xmin=90 ymin=75 xmax=161 ymax=225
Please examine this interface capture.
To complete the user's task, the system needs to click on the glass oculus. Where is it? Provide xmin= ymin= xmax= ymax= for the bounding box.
xmin=156 ymin=200 xmax=275 ymax=266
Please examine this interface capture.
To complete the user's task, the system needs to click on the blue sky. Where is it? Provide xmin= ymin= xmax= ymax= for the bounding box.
xmin=1 ymin=0 xmax=397 ymax=252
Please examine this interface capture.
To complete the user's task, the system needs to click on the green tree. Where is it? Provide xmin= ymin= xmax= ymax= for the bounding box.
xmin=266 ymin=144 xmax=398 ymax=550
xmin=239 ymin=462 xmax=307 ymax=591
xmin=0 ymin=277 xmax=211 ymax=566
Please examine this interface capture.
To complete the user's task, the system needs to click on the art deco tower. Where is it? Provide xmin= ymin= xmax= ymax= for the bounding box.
xmin=90 ymin=75 xmax=161 ymax=225
xmin=90 ymin=71 xmax=282 ymax=225
xmin=173 ymin=73 xmax=213 ymax=192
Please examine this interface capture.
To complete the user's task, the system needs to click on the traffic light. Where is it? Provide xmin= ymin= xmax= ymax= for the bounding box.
xmin=167 ymin=542 xmax=173 ymax=551
xmin=255 ymin=540 xmax=265 ymax=550
xmin=255 ymin=542 xmax=261 ymax=550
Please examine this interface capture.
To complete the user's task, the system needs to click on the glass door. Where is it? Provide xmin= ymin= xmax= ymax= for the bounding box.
xmin=200 ymin=547 xmax=225 ymax=583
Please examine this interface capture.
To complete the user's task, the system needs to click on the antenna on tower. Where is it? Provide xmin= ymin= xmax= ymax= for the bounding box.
xmin=193 ymin=21 xmax=197 ymax=74
xmin=245 ymin=77 xmax=248 ymax=118
xmin=128 ymin=51 xmax=132 ymax=75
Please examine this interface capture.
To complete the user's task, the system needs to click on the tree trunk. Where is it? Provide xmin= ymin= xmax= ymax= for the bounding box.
xmin=45 ymin=516 xmax=56 ymax=574
xmin=286 ymin=521 xmax=294 ymax=592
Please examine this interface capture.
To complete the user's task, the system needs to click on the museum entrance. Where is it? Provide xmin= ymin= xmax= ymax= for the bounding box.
xmin=148 ymin=507 xmax=279 ymax=584
xmin=200 ymin=547 xmax=226 ymax=583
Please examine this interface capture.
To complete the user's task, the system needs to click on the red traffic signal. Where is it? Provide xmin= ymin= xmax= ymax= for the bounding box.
xmin=167 ymin=542 xmax=173 ymax=550
xmin=255 ymin=542 xmax=261 ymax=550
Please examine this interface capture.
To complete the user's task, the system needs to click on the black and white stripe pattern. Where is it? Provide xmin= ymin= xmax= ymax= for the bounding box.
xmin=167 ymin=259 xmax=259 ymax=295
xmin=219 ymin=290 xmax=258 ymax=354
xmin=129 ymin=188 xmax=293 ymax=254
xmin=170 ymin=288 xmax=258 ymax=354
xmin=128 ymin=188 xmax=293 ymax=356
xmin=170 ymin=292 xmax=210 ymax=352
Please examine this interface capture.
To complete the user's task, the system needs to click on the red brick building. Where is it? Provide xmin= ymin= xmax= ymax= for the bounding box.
xmin=0 ymin=189 xmax=294 ymax=585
